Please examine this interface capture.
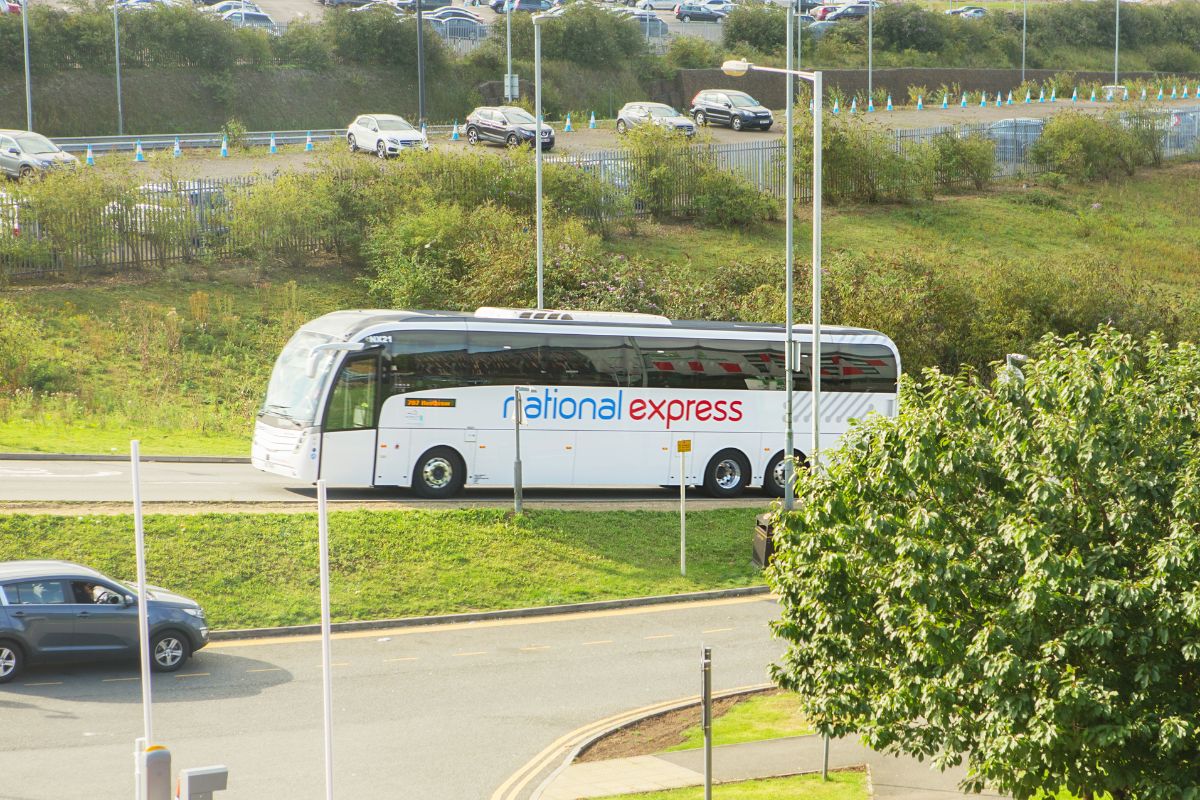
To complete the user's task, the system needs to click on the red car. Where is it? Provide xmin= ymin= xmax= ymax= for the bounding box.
xmin=811 ymin=4 xmax=839 ymax=19
xmin=1 ymin=1 xmax=21 ymax=13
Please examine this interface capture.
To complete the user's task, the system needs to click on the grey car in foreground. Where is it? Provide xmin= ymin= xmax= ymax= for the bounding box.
xmin=0 ymin=130 xmax=79 ymax=179
xmin=0 ymin=560 xmax=210 ymax=683
xmin=616 ymin=102 xmax=696 ymax=136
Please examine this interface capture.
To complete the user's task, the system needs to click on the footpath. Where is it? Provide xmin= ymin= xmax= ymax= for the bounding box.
xmin=539 ymin=734 xmax=1012 ymax=800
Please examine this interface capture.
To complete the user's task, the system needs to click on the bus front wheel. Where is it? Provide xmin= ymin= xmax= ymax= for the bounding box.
xmin=413 ymin=447 xmax=466 ymax=499
xmin=703 ymin=449 xmax=751 ymax=498
xmin=763 ymin=450 xmax=806 ymax=497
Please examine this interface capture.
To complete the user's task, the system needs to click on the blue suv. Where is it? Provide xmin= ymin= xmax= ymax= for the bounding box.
xmin=0 ymin=561 xmax=210 ymax=683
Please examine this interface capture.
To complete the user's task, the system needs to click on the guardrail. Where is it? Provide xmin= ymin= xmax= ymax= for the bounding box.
xmin=51 ymin=126 xmax=457 ymax=154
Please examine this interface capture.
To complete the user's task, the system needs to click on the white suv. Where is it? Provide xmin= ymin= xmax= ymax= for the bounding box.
xmin=347 ymin=114 xmax=430 ymax=158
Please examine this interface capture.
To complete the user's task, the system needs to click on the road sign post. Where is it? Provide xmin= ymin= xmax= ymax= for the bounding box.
xmin=701 ymin=646 xmax=712 ymax=800
xmin=317 ymin=479 xmax=334 ymax=800
xmin=678 ymin=439 xmax=691 ymax=576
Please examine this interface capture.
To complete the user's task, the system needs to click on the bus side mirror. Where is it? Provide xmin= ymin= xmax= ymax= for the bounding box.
xmin=306 ymin=341 xmax=367 ymax=378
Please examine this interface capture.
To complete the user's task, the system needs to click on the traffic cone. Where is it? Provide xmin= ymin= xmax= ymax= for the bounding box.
xmin=420 ymin=121 xmax=427 ymax=136
xmin=1158 ymin=86 xmax=1164 ymax=101
xmin=1171 ymin=86 xmax=1177 ymax=99
xmin=269 ymin=132 xmax=278 ymax=154
xmin=1140 ymin=87 xmax=1146 ymax=101
xmin=941 ymin=94 xmax=948 ymax=109
xmin=1025 ymin=90 xmax=1031 ymax=104
xmin=1184 ymin=85 xmax=1191 ymax=99
xmin=1050 ymin=88 xmax=1057 ymax=102
xmin=172 ymin=137 xmax=181 ymax=158
xmin=1071 ymin=87 xmax=1078 ymax=102
xmin=451 ymin=120 xmax=460 ymax=140
xmin=850 ymin=97 xmax=858 ymax=113
xmin=1089 ymin=87 xmax=1097 ymax=102
xmin=866 ymin=97 xmax=873 ymax=113
xmin=917 ymin=95 xmax=923 ymax=110
xmin=305 ymin=131 xmax=314 ymax=151
xmin=220 ymin=136 xmax=229 ymax=158
xmin=1123 ymin=87 xmax=1129 ymax=101
xmin=960 ymin=92 xmax=967 ymax=108
xmin=832 ymin=99 xmax=839 ymax=114
xmin=85 ymin=144 xmax=95 ymax=167
xmin=134 ymin=140 xmax=145 ymax=163
xmin=886 ymin=94 xmax=893 ymax=111
xmin=1038 ymin=88 xmax=1046 ymax=103
xmin=1006 ymin=91 xmax=1013 ymax=106
xmin=588 ymin=112 xmax=596 ymax=129
xmin=979 ymin=92 xmax=987 ymax=108
xmin=564 ymin=113 xmax=573 ymax=133
xmin=995 ymin=92 xmax=1002 ymax=107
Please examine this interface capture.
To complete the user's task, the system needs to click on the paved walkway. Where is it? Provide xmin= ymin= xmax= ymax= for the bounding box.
xmin=539 ymin=735 xmax=1011 ymax=800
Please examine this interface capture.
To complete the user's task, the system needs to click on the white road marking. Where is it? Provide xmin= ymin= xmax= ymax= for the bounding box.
xmin=0 ymin=467 xmax=120 ymax=479
xmin=454 ymin=651 xmax=487 ymax=657
xmin=23 ymin=681 xmax=63 ymax=686
xmin=384 ymin=657 xmax=418 ymax=663
xmin=246 ymin=667 xmax=283 ymax=673
xmin=102 ymin=677 xmax=139 ymax=683
xmin=175 ymin=672 xmax=210 ymax=678
xmin=643 ymin=634 xmax=674 ymax=640
xmin=519 ymin=645 xmax=551 ymax=652
xmin=582 ymin=640 xmax=613 ymax=646
xmin=702 ymin=627 xmax=734 ymax=634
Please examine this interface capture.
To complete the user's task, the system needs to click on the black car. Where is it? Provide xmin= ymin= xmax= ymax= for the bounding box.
xmin=675 ymin=2 xmax=724 ymax=21
xmin=0 ymin=560 xmax=210 ymax=683
xmin=465 ymin=106 xmax=555 ymax=150
xmin=689 ymin=90 xmax=773 ymax=131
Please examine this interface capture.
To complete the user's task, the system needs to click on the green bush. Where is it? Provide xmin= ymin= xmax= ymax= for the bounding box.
xmin=272 ymin=22 xmax=336 ymax=69
xmin=691 ymin=169 xmax=779 ymax=229
xmin=325 ymin=7 xmax=447 ymax=70
xmin=929 ymin=131 xmax=995 ymax=191
xmin=795 ymin=114 xmax=931 ymax=204
xmin=492 ymin=5 xmax=645 ymax=70
xmin=722 ymin=4 xmax=787 ymax=55
xmin=664 ymin=36 xmax=722 ymax=71
xmin=228 ymin=173 xmax=339 ymax=268
xmin=1031 ymin=112 xmax=1162 ymax=182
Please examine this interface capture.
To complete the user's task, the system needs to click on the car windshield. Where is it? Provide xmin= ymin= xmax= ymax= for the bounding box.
xmin=728 ymin=94 xmax=758 ymax=108
xmin=647 ymin=105 xmax=680 ymax=118
xmin=378 ymin=118 xmax=415 ymax=132
xmin=504 ymin=109 xmax=537 ymax=124
xmin=261 ymin=330 xmax=336 ymax=425
xmin=14 ymin=134 xmax=58 ymax=155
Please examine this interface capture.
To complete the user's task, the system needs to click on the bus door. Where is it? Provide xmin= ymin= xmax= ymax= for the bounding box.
xmin=319 ymin=352 xmax=381 ymax=486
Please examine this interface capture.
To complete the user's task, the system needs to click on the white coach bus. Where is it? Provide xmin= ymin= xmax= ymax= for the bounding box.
xmin=251 ymin=307 xmax=901 ymax=498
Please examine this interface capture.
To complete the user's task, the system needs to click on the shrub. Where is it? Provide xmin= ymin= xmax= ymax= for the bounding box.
xmin=691 ymin=170 xmax=779 ymax=229
xmin=928 ymin=131 xmax=995 ymax=191
xmin=325 ymin=8 xmax=447 ymax=70
xmin=228 ymin=172 xmax=339 ymax=268
xmin=664 ymin=35 xmax=722 ymax=70
xmin=494 ymin=5 xmax=645 ymax=69
xmin=1030 ymin=112 xmax=1160 ymax=182
xmin=722 ymin=4 xmax=787 ymax=54
xmin=794 ymin=113 xmax=931 ymax=204
xmin=272 ymin=22 xmax=335 ymax=69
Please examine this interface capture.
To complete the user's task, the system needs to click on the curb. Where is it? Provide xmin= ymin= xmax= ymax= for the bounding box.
xmin=0 ymin=453 xmax=250 ymax=464
xmin=209 ymin=585 xmax=771 ymax=642
xmin=529 ymin=684 xmax=776 ymax=800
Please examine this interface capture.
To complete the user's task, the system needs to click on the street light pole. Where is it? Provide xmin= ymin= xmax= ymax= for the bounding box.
xmin=1113 ymin=0 xmax=1120 ymax=86
xmin=114 ymin=0 xmax=124 ymax=136
xmin=1021 ymin=0 xmax=1027 ymax=83
xmin=416 ymin=0 xmax=426 ymax=125
xmin=505 ymin=2 xmax=513 ymax=101
xmin=533 ymin=13 xmax=546 ymax=309
xmin=784 ymin=1 xmax=795 ymax=512
xmin=867 ymin=1 xmax=873 ymax=105
xmin=721 ymin=57 xmax=823 ymax=501
xmin=20 ymin=0 xmax=32 ymax=131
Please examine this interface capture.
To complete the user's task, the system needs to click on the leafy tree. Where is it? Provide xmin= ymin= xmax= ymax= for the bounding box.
xmin=770 ymin=328 xmax=1200 ymax=800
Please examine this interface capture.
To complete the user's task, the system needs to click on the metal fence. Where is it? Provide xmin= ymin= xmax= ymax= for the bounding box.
xmin=7 ymin=110 xmax=1200 ymax=279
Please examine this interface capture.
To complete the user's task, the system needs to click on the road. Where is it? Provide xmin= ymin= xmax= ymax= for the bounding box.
xmin=0 ymin=594 xmax=782 ymax=799
xmin=0 ymin=459 xmax=770 ymax=510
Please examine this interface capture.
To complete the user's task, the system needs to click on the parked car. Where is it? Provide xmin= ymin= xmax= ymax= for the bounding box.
xmin=347 ymin=114 xmax=429 ymax=157
xmin=675 ymin=2 xmax=724 ymax=20
xmin=702 ymin=0 xmax=736 ymax=13
xmin=219 ymin=8 xmax=278 ymax=30
xmin=349 ymin=1 xmax=405 ymax=11
xmin=465 ymin=106 xmax=555 ymax=150
xmin=689 ymin=90 xmax=773 ymax=131
xmin=825 ymin=3 xmax=869 ymax=20
xmin=324 ymin=0 xmax=373 ymax=7
xmin=203 ymin=0 xmax=262 ymax=14
xmin=617 ymin=102 xmax=696 ymax=135
xmin=810 ymin=4 xmax=838 ymax=19
xmin=0 ymin=130 xmax=78 ymax=180
xmin=618 ymin=8 xmax=669 ymax=34
xmin=428 ymin=15 xmax=487 ymax=38
xmin=945 ymin=5 xmax=985 ymax=16
xmin=426 ymin=5 xmax=483 ymax=21
xmin=635 ymin=0 xmax=675 ymax=8
xmin=986 ymin=118 xmax=1044 ymax=161
xmin=0 ymin=560 xmax=210 ymax=683
xmin=1 ymin=1 xmax=21 ymax=14
xmin=806 ymin=18 xmax=835 ymax=36
xmin=389 ymin=0 xmax=453 ymax=10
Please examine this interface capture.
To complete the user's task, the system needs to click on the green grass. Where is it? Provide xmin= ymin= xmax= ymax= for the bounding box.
xmin=0 ymin=509 xmax=764 ymax=630
xmin=666 ymin=692 xmax=813 ymax=752
xmin=596 ymin=771 xmax=866 ymax=800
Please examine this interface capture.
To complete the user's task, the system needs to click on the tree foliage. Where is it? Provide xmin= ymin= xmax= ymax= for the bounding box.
xmin=770 ymin=327 xmax=1200 ymax=800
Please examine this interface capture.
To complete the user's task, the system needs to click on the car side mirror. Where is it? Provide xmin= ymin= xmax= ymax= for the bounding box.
xmin=124 ymin=595 xmax=135 ymax=607
xmin=4 ymin=148 xmax=17 ymax=156
xmin=108 ymin=593 xmax=125 ymax=605
xmin=724 ymin=102 xmax=732 ymax=108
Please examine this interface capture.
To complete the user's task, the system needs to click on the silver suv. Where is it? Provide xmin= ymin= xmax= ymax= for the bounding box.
xmin=0 ymin=560 xmax=210 ymax=683
xmin=0 ymin=130 xmax=79 ymax=179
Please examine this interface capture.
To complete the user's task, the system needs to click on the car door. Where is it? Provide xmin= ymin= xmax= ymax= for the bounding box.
xmin=0 ymin=135 xmax=19 ymax=177
xmin=2 ymin=580 xmax=79 ymax=657
xmin=713 ymin=93 xmax=733 ymax=125
xmin=363 ymin=116 xmax=381 ymax=151
xmin=68 ymin=580 xmax=138 ymax=654
xmin=485 ymin=110 xmax=507 ymax=143
xmin=319 ymin=351 xmax=382 ymax=487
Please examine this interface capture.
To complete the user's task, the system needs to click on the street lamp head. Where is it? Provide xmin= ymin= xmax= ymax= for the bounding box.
xmin=722 ymin=58 xmax=751 ymax=77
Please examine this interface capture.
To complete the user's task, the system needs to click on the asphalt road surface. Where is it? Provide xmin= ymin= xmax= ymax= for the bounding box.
xmin=0 ymin=459 xmax=770 ymax=510
xmin=0 ymin=595 xmax=782 ymax=799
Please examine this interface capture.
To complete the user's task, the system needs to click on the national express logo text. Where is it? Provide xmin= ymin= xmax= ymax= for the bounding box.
xmin=501 ymin=389 xmax=743 ymax=430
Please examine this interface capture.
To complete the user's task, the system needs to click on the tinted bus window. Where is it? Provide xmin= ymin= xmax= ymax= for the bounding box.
xmin=383 ymin=331 xmax=471 ymax=394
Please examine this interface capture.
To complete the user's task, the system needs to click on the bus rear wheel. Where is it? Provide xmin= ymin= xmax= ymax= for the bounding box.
xmin=703 ymin=449 xmax=751 ymax=498
xmin=413 ymin=447 xmax=466 ymax=499
xmin=763 ymin=450 xmax=805 ymax=497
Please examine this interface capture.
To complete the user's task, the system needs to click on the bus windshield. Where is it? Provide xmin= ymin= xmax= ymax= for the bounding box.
xmin=260 ymin=330 xmax=336 ymax=425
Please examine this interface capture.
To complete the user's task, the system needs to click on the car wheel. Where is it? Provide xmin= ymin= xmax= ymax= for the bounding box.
xmin=763 ymin=450 xmax=805 ymax=497
xmin=682 ymin=13 xmax=690 ymax=20
xmin=693 ymin=111 xmax=706 ymax=126
xmin=703 ymin=449 xmax=750 ymax=498
xmin=506 ymin=133 xmax=519 ymax=147
xmin=376 ymin=140 xmax=387 ymax=159
xmin=412 ymin=447 xmax=466 ymax=499
xmin=17 ymin=165 xmax=34 ymax=180
xmin=731 ymin=115 xmax=743 ymax=131
xmin=466 ymin=126 xmax=480 ymax=145
xmin=150 ymin=631 xmax=190 ymax=673
xmin=616 ymin=119 xmax=627 ymax=134
xmin=0 ymin=641 xmax=23 ymax=684
xmin=347 ymin=134 xmax=357 ymax=152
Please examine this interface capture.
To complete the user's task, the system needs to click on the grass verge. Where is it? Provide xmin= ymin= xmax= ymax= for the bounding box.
xmin=666 ymin=691 xmax=812 ymax=752
xmin=595 ymin=771 xmax=866 ymax=800
xmin=0 ymin=508 xmax=764 ymax=630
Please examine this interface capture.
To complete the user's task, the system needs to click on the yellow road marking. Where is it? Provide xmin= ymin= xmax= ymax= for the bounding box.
xmin=454 ymin=651 xmax=487 ymax=657
xmin=643 ymin=634 xmax=674 ymax=640
xmin=23 ymin=681 xmax=62 ymax=686
xmin=490 ymin=682 xmax=773 ymax=800
xmin=175 ymin=673 xmax=209 ymax=678
xmin=206 ymin=594 xmax=772 ymax=650
xmin=582 ymin=640 xmax=613 ymax=646
xmin=384 ymin=657 xmax=418 ymax=663
xmin=519 ymin=645 xmax=551 ymax=652
xmin=246 ymin=667 xmax=283 ymax=673
xmin=702 ymin=627 xmax=734 ymax=633
xmin=102 ymin=677 xmax=139 ymax=683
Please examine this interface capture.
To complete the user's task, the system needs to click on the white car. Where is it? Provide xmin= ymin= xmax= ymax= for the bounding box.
xmin=347 ymin=114 xmax=429 ymax=158
xmin=636 ymin=0 xmax=676 ymax=9
xmin=204 ymin=0 xmax=261 ymax=13
xmin=219 ymin=7 xmax=278 ymax=29
xmin=426 ymin=5 xmax=483 ymax=21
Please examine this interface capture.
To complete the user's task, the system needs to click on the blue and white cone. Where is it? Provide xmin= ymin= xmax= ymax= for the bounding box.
xmin=979 ymin=92 xmax=987 ymax=108
xmin=1025 ymin=90 xmax=1031 ymax=104
xmin=451 ymin=121 xmax=460 ymax=141
xmin=85 ymin=144 xmax=95 ymax=167
xmin=1039 ymin=89 xmax=1046 ymax=103
xmin=269 ymin=132 xmax=277 ymax=154
xmin=1050 ymin=89 xmax=1057 ymax=102
xmin=886 ymin=95 xmax=893 ymax=111
xmin=420 ymin=121 xmax=427 ymax=136
xmin=1006 ymin=91 xmax=1013 ymax=106
xmin=961 ymin=93 xmax=967 ymax=108
xmin=1089 ymin=88 xmax=1096 ymax=102
xmin=942 ymin=94 xmax=948 ymax=109
xmin=173 ymin=137 xmax=181 ymax=158
xmin=220 ymin=136 xmax=229 ymax=158
xmin=832 ymin=99 xmax=840 ymax=114
xmin=1140 ymin=87 xmax=1147 ymax=101
xmin=917 ymin=96 xmax=923 ymax=110
xmin=995 ymin=92 xmax=1002 ymax=107
xmin=1158 ymin=87 xmax=1164 ymax=101
xmin=1123 ymin=87 xmax=1130 ymax=101
xmin=134 ymin=140 xmax=145 ymax=162
xmin=1171 ymin=86 xmax=1178 ymax=99
xmin=305 ymin=131 xmax=314 ymax=151
xmin=588 ymin=112 xmax=596 ymax=129
xmin=866 ymin=97 xmax=873 ymax=113
xmin=850 ymin=97 xmax=858 ymax=113
xmin=1184 ymin=85 xmax=1191 ymax=99
xmin=564 ymin=113 xmax=573 ymax=132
